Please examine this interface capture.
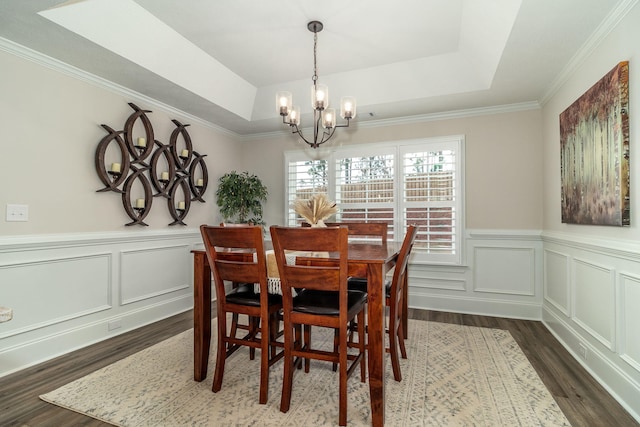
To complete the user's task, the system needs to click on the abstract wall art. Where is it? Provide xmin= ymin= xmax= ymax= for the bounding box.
xmin=560 ymin=61 xmax=629 ymax=226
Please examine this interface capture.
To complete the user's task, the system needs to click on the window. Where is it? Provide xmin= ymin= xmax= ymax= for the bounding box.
xmin=285 ymin=136 xmax=464 ymax=265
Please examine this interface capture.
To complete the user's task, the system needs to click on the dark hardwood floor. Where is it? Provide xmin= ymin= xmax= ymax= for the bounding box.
xmin=1 ymin=307 xmax=637 ymax=426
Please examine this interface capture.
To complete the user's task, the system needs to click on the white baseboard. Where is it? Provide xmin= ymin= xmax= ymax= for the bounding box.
xmin=542 ymin=306 xmax=640 ymax=423
xmin=410 ymin=293 xmax=542 ymax=320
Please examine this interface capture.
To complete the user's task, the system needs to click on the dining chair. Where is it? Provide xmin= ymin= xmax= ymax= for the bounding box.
xmin=200 ymin=224 xmax=283 ymax=404
xmin=386 ymin=224 xmax=418 ymax=381
xmin=295 ymin=224 xmax=417 ymax=382
xmin=270 ymin=225 xmax=367 ymax=427
xmin=302 ymin=221 xmax=388 ymax=371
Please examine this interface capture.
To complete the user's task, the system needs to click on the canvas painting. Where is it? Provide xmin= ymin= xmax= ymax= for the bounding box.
xmin=560 ymin=61 xmax=630 ymax=226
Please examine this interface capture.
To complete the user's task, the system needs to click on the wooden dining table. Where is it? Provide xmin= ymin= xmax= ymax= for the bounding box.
xmin=192 ymin=240 xmax=402 ymax=427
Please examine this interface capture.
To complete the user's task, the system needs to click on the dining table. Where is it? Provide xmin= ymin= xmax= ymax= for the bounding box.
xmin=191 ymin=240 xmax=402 ymax=427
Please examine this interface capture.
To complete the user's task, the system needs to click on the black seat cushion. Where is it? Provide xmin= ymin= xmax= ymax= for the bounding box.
xmin=225 ymin=283 xmax=282 ymax=306
xmin=347 ymin=277 xmax=368 ymax=293
xmin=348 ymin=277 xmax=392 ymax=296
xmin=293 ymin=289 xmax=367 ymax=316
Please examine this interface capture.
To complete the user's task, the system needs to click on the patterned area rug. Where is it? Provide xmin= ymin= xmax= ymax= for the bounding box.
xmin=40 ymin=319 xmax=570 ymax=426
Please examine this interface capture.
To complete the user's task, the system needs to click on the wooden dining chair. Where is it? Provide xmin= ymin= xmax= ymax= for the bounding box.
xmin=270 ymin=225 xmax=367 ymax=427
xmin=386 ymin=224 xmax=418 ymax=382
xmin=200 ymin=224 xmax=283 ymax=404
xmin=302 ymin=221 xmax=388 ymax=371
xmin=298 ymin=224 xmax=418 ymax=381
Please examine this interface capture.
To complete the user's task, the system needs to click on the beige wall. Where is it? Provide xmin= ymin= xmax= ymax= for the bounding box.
xmin=242 ymin=109 xmax=544 ymax=230
xmin=0 ymin=48 xmax=243 ymax=237
xmin=541 ymin=2 xmax=640 ymax=240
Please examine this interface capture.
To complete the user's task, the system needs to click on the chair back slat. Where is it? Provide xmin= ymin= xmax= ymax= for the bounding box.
xmin=274 ymin=226 xmax=345 ymax=253
xmin=270 ymin=225 xmax=349 ymax=307
xmin=215 ymin=260 xmax=261 ymax=284
xmin=281 ymin=265 xmax=340 ymax=291
xmin=302 ymin=221 xmax=388 ymax=243
xmin=200 ymin=225 xmax=267 ymax=301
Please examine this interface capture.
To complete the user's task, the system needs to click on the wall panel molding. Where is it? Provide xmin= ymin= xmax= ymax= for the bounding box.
xmin=0 ymin=230 xmax=202 ymax=377
xmin=473 ymin=246 xmax=536 ymax=295
xmin=542 ymin=231 xmax=640 ymax=422
xmin=571 ymin=257 xmax=616 ymax=350
xmin=0 ymin=253 xmax=112 ymax=339
xmin=544 ymin=248 xmax=571 ymax=316
xmin=619 ymin=272 xmax=640 ymax=372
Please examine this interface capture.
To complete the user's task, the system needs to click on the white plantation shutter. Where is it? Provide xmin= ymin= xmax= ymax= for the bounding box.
xmin=285 ymin=156 xmax=329 ymax=225
xmin=401 ymin=141 xmax=461 ymax=264
xmin=334 ymin=151 xmax=396 ymax=238
xmin=285 ymin=136 xmax=464 ymax=265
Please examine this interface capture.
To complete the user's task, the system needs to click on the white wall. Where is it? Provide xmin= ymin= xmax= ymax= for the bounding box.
xmin=540 ymin=2 xmax=640 ymax=420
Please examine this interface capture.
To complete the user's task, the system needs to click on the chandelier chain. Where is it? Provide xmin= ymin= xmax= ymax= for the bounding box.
xmin=312 ymin=31 xmax=318 ymax=84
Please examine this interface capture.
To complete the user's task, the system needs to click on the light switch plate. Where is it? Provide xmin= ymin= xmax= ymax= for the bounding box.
xmin=6 ymin=204 xmax=29 ymax=222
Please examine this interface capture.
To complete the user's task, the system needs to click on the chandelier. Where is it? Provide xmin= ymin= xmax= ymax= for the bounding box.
xmin=277 ymin=21 xmax=356 ymax=149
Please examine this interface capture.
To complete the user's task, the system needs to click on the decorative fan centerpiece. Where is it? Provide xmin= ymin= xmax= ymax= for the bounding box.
xmin=293 ymin=193 xmax=338 ymax=226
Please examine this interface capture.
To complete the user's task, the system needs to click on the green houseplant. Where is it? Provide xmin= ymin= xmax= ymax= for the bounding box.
xmin=216 ymin=171 xmax=268 ymax=225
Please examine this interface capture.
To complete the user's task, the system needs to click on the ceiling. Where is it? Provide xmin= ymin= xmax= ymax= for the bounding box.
xmin=0 ymin=0 xmax=625 ymax=136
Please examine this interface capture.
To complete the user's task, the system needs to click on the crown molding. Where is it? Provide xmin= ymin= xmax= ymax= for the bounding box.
xmin=0 ymin=36 xmax=238 ymax=138
xmin=540 ymin=0 xmax=639 ymax=105
xmin=240 ymin=101 xmax=541 ymax=142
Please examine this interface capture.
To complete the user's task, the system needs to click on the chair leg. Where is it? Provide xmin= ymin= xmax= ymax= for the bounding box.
xmin=304 ymin=325 xmax=311 ymax=373
xmin=269 ymin=312 xmax=279 ymax=358
xmin=248 ymin=316 xmax=259 ymax=360
xmin=332 ymin=328 xmax=339 ymax=372
xmin=398 ymin=314 xmax=407 ymax=359
xmin=280 ymin=321 xmax=295 ymax=413
xmin=388 ymin=312 xmax=402 ymax=382
xmin=357 ymin=310 xmax=367 ymax=382
xmin=212 ymin=312 xmax=228 ymax=392
xmin=338 ymin=324 xmax=348 ymax=427
xmin=259 ymin=313 xmax=270 ymax=405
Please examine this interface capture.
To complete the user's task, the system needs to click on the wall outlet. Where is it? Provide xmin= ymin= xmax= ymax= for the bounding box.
xmin=108 ymin=319 xmax=122 ymax=331
xmin=6 ymin=204 xmax=29 ymax=222
xmin=578 ymin=342 xmax=588 ymax=360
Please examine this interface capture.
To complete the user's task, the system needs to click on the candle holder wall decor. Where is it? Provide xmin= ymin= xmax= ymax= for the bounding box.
xmin=95 ymin=102 xmax=209 ymax=226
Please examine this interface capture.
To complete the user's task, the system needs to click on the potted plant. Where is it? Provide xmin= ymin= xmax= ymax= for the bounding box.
xmin=215 ymin=171 xmax=268 ymax=225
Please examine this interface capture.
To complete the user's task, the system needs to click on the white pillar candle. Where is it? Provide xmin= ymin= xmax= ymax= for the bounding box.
xmin=135 ymin=198 xmax=145 ymax=208
xmin=161 ymin=171 xmax=169 ymax=180
xmin=137 ymin=137 xmax=146 ymax=147
xmin=196 ymin=178 xmax=204 ymax=187
xmin=178 ymin=201 xmax=185 ymax=210
xmin=180 ymin=149 xmax=189 ymax=157
xmin=111 ymin=163 xmax=121 ymax=173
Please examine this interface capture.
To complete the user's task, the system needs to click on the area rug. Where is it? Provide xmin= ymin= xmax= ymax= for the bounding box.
xmin=40 ymin=319 xmax=570 ymax=426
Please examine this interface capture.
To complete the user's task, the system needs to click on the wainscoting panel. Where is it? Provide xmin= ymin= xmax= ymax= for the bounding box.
xmin=544 ymin=249 xmax=570 ymax=315
xmin=408 ymin=230 xmax=543 ymax=320
xmin=0 ymin=229 xmax=201 ymax=377
xmin=542 ymin=231 xmax=640 ymax=422
xmin=0 ymin=253 xmax=111 ymax=339
xmin=473 ymin=246 xmax=535 ymax=295
xmin=572 ymin=257 xmax=615 ymax=350
xmin=120 ymin=244 xmax=191 ymax=305
xmin=620 ymin=272 xmax=640 ymax=372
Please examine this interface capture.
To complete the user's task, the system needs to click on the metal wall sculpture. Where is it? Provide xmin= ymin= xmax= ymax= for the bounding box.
xmin=95 ymin=103 xmax=208 ymax=226
xmin=560 ymin=61 xmax=630 ymax=226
